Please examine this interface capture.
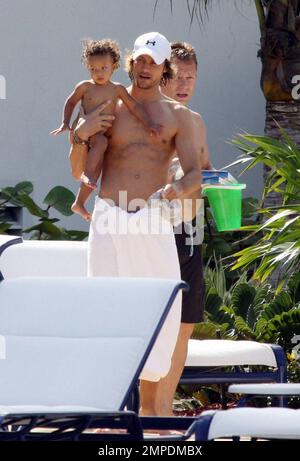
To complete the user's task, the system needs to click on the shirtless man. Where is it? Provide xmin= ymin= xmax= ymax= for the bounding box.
xmin=156 ymin=42 xmax=213 ymax=416
xmin=69 ymin=32 xmax=202 ymax=415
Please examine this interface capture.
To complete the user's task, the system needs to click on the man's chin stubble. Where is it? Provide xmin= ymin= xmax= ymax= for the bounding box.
xmin=135 ymin=79 xmax=155 ymax=89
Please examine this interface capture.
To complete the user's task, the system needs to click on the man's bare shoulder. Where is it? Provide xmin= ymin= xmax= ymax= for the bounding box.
xmin=167 ymin=100 xmax=194 ymax=126
xmin=161 ymin=94 xmax=184 ymax=108
xmin=190 ymin=109 xmax=204 ymax=124
xmin=190 ymin=110 xmax=207 ymax=133
xmin=162 ymin=96 xmax=190 ymax=115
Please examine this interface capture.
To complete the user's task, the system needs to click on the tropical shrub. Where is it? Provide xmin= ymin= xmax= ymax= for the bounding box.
xmin=0 ymin=181 xmax=88 ymax=240
xmin=193 ymin=262 xmax=300 ymax=353
xmin=229 ymin=132 xmax=300 ymax=288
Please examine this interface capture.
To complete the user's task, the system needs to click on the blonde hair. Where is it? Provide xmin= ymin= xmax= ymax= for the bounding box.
xmin=170 ymin=41 xmax=198 ymax=69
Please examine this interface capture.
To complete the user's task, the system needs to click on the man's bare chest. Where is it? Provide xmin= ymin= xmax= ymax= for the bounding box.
xmin=109 ymin=102 xmax=178 ymax=148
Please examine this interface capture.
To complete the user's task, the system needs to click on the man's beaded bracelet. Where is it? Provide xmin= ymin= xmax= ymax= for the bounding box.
xmin=73 ymin=129 xmax=89 ymax=146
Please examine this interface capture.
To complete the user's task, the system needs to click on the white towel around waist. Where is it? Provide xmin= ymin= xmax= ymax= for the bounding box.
xmin=88 ymin=196 xmax=182 ymax=381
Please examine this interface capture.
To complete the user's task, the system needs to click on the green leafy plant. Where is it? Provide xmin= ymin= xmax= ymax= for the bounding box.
xmin=228 ymin=132 xmax=300 ymax=288
xmin=193 ymin=262 xmax=300 ymax=353
xmin=0 ymin=181 xmax=88 ymax=240
xmin=287 ymin=357 xmax=300 ymax=408
xmin=185 ymin=263 xmax=300 ymax=408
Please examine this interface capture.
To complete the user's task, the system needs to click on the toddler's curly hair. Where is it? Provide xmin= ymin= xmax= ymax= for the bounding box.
xmin=81 ymin=39 xmax=121 ymax=69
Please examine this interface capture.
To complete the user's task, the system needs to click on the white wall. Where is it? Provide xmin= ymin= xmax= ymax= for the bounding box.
xmin=0 ymin=0 xmax=264 ymax=232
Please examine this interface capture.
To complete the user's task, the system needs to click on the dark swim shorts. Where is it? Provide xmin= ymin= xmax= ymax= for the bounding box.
xmin=174 ymin=218 xmax=205 ymax=324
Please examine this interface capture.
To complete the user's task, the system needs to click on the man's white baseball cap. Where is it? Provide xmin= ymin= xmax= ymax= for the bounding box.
xmin=132 ymin=32 xmax=171 ymax=65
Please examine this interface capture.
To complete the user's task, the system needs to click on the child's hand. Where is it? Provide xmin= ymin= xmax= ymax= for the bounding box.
xmin=149 ymin=124 xmax=163 ymax=137
xmin=49 ymin=123 xmax=70 ymax=136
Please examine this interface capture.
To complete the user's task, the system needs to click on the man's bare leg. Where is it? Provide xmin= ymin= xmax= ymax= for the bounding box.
xmin=139 ymin=380 xmax=161 ymax=416
xmin=140 ymin=380 xmax=179 ymax=435
xmin=156 ymin=323 xmax=194 ymax=416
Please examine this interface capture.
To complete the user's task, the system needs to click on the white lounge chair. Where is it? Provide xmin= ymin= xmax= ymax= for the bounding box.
xmin=182 ymin=339 xmax=286 ymax=389
xmin=228 ymin=383 xmax=300 ymax=407
xmin=0 ymin=235 xmax=22 ymax=281
xmin=0 ymin=237 xmax=87 ymax=279
xmin=0 ymin=237 xmax=287 ymax=402
xmin=195 ymin=407 xmax=300 ymax=440
xmin=0 ymin=276 xmax=197 ymax=441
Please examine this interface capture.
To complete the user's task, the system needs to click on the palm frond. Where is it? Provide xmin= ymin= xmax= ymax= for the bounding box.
xmin=154 ymin=0 xmax=212 ymax=25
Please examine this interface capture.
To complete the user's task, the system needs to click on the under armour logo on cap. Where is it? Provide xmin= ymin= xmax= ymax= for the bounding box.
xmin=133 ymin=32 xmax=171 ymax=65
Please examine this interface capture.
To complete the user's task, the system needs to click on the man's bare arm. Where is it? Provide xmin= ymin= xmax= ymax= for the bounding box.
xmin=193 ymin=112 xmax=213 ymax=170
xmin=167 ymin=112 xmax=213 ymax=183
xmin=74 ymin=101 xmax=115 ymax=140
xmin=163 ymin=105 xmax=201 ymax=200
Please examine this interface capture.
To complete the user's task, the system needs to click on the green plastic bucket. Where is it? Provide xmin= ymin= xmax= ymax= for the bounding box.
xmin=203 ymin=183 xmax=246 ymax=231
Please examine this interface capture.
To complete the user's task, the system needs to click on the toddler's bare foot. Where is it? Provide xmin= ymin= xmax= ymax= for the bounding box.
xmin=80 ymin=173 xmax=97 ymax=190
xmin=71 ymin=201 xmax=91 ymax=221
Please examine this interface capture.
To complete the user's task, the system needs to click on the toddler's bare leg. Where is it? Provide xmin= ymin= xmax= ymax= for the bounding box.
xmin=81 ymin=133 xmax=108 ymax=189
xmin=71 ymin=133 xmax=107 ymax=221
xmin=68 ymin=115 xmax=88 ymax=180
xmin=71 ymin=184 xmax=94 ymax=221
xmin=69 ymin=140 xmax=88 ymax=181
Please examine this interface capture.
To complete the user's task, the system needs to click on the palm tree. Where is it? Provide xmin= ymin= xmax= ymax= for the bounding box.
xmin=164 ymin=1 xmax=300 ymax=206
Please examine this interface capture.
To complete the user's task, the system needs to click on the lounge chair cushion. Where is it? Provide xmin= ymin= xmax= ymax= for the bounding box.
xmin=185 ymin=339 xmax=277 ymax=368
